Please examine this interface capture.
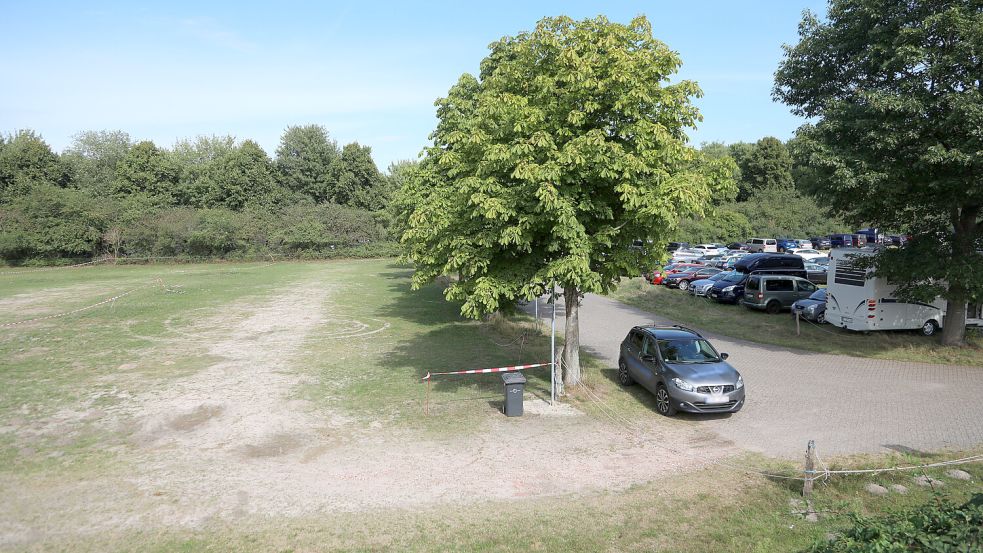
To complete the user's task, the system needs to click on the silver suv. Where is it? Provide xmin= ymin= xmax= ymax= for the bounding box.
xmin=618 ymin=326 xmax=745 ymax=416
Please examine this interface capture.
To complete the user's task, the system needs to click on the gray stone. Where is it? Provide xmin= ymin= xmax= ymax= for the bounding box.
xmin=865 ymin=483 xmax=889 ymax=496
xmin=891 ymin=484 xmax=908 ymax=495
xmin=946 ymin=469 xmax=971 ymax=481
xmin=914 ymin=475 xmax=945 ymax=488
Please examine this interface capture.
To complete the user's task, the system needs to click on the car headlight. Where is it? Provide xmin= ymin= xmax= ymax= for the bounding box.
xmin=805 ymin=305 xmax=817 ymax=313
xmin=722 ymin=285 xmax=735 ymax=292
xmin=735 ymin=375 xmax=744 ymax=389
xmin=671 ymin=378 xmax=695 ymax=392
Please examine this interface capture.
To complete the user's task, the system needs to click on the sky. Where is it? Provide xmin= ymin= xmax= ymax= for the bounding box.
xmin=0 ymin=0 xmax=828 ymax=171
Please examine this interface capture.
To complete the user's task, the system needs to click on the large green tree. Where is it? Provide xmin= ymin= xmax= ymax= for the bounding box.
xmin=274 ymin=125 xmax=341 ymax=203
xmin=775 ymin=0 xmax=983 ymax=346
xmin=0 ymin=130 xmax=65 ymax=199
xmin=335 ymin=142 xmax=386 ymax=209
xmin=399 ymin=15 xmax=734 ymax=387
xmin=62 ymin=130 xmax=132 ymax=197
xmin=114 ymin=140 xmax=180 ymax=202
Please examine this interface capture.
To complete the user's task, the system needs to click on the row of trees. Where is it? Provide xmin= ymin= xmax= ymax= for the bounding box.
xmin=0 ymin=126 xmax=406 ymax=260
xmin=676 ymin=136 xmax=849 ymax=244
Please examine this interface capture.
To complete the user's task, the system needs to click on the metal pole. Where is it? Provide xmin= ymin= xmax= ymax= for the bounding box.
xmin=550 ymin=286 xmax=556 ymax=406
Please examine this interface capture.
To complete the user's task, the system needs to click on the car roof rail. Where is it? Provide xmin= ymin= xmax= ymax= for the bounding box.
xmin=670 ymin=324 xmax=703 ymax=337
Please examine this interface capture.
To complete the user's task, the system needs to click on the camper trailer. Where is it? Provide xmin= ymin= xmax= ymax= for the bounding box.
xmin=827 ymin=248 xmax=983 ymax=335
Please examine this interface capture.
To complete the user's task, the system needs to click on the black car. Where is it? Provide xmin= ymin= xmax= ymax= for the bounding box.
xmin=667 ymin=242 xmax=690 ymax=252
xmin=733 ymin=253 xmax=807 ymax=279
xmin=618 ymin=325 xmax=745 ymax=416
xmin=707 ymin=271 xmax=749 ymax=303
xmin=804 ymin=262 xmax=828 ymax=285
xmin=791 ymin=288 xmax=827 ymax=323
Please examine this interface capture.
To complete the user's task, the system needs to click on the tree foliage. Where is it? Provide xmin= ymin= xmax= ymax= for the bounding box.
xmin=775 ymin=0 xmax=983 ymax=345
xmin=398 ymin=15 xmax=734 ymax=385
xmin=274 ymin=125 xmax=341 ymax=203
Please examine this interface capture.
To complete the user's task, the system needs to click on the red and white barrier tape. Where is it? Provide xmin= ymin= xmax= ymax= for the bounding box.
xmin=422 ymin=362 xmax=550 ymax=381
xmin=0 ymin=280 xmax=161 ymax=328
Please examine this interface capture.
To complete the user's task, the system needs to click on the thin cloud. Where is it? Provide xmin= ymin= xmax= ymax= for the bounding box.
xmin=178 ymin=17 xmax=256 ymax=53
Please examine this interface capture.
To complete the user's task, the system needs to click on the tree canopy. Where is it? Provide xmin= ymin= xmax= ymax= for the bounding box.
xmin=775 ymin=0 xmax=983 ymax=345
xmin=398 ymin=15 xmax=734 ymax=386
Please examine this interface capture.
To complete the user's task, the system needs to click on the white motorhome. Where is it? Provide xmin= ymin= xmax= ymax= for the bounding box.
xmin=826 ymin=248 xmax=983 ymax=335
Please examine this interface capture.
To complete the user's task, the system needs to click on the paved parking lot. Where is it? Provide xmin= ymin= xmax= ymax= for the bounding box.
xmin=532 ymin=294 xmax=983 ymax=458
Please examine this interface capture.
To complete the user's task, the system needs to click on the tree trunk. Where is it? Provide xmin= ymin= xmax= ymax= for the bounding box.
xmin=941 ymin=295 xmax=967 ymax=347
xmin=942 ymin=205 xmax=980 ymax=346
xmin=562 ymin=284 xmax=581 ymax=387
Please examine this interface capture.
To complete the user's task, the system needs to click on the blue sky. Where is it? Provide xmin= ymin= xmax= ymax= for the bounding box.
xmin=1 ymin=1 xmax=827 ymax=171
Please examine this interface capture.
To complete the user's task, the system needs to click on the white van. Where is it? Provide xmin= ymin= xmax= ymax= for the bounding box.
xmin=746 ymin=238 xmax=778 ymax=253
xmin=827 ymin=248 xmax=983 ymax=335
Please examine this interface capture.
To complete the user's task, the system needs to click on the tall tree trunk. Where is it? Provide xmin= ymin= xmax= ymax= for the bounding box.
xmin=941 ymin=205 xmax=980 ymax=347
xmin=562 ymin=284 xmax=581 ymax=387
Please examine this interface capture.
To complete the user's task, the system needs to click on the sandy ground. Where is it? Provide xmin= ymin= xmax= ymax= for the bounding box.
xmin=0 ymin=278 xmax=732 ymax=546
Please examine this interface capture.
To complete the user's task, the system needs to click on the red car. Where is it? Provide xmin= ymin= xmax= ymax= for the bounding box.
xmin=651 ymin=263 xmax=701 ymax=285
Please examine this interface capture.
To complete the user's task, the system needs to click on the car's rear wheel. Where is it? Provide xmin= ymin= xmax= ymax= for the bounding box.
xmin=765 ymin=300 xmax=782 ymax=314
xmin=921 ymin=320 xmax=938 ymax=336
xmin=678 ymin=280 xmax=690 ymax=291
xmin=618 ymin=359 xmax=635 ymax=386
xmin=655 ymin=385 xmax=677 ymax=417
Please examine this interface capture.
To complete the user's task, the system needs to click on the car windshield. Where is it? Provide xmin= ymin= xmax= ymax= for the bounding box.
xmin=720 ymin=272 xmax=744 ymax=283
xmin=810 ymin=289 xmax=827 ymax=301
xmin=708 ymin=272 xmax=727 ymax=281
xmin=657 ymin=339 xmax=721 ymax=363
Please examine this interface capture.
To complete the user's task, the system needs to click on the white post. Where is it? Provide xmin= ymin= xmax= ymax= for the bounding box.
xmin=550 ymin=286 xmax=556 ymax=406
xmin=534 ymin=294 xmax=539 ymax=328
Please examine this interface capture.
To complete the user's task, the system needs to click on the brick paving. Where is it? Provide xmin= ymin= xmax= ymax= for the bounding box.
xmin=531 ymin=293 xmax=983 ymax=459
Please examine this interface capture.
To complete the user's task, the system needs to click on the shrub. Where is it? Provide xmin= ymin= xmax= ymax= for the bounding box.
xmin=807 ymin=493 xmax=983 ymax=553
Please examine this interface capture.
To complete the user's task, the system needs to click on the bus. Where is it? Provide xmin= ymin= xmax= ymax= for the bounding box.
xmin=826 ymin=248 xmax=983 ymax=335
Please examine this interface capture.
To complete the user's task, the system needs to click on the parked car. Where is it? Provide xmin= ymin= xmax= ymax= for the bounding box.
xmin=887 ymin=234 xmax=908 ymax=247
xmin=804 ymin=262 xmax=828 ymax=285
xmin=651 ymin=263 xmax=700 ymax=284
xmin=688 ymin=271 xmax=731 ymax=296
xmin=618 ymin=325 xmax=745 ymax=416
xmin=707 ymin=271 xmax=749 ymax=303
xmin=809 ymin=236 xmax=832 ymax=250
xmin=746 ymin=238 xmax=778 ymax=253
xmin=733 ymin=253 xmax=807 ymax=279
xmin=665 ymin=267 xmax=722 ymax=290
xmin=667 ymin=242 xmax=690 ymax=252
xmin=829 ymin=234 xmax=855 ymax=248
xmin=741 ymin=275 xmax=819 ymax=314
xmin=694 ymin=254 xmax=723 ymax=266
xmin=788 ymin=248 xmax=828 ymax=262
xmin=726 ymin=242 xmax=748 ymax=251
xmin=855 ymin=228 xmax=888 ymax=244
xmin=791 ymin=288 xmax=827 ymax=323
xmin=670 ymin=248 xmax=703 ymax=263
xmin=776 ymin=238 xmax=802 ymax=253
xmin=692 ymin=244 xmax=723 ymax=256
xmin=796 ymin=239 xmax=813 ymax=250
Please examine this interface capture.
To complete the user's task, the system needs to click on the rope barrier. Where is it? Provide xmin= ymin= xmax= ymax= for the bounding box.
xmin=0 ymin=279 xmax=163 ymax=328
xmin=422 ymin=362 xmax=551 ymax=381
xmin=0 ymin=258 xmax=107 ymax=276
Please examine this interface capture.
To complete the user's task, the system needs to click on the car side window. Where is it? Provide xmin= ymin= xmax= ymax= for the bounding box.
xmin=766 ymin=279 xmax=794 ymax=291
xmin=798 ymin=280 xmax=817 ymax=292
xmin=642 ymin=336 xmax=656 ymax=358
xmin=629 ymin=331 xmax=643 ymax=350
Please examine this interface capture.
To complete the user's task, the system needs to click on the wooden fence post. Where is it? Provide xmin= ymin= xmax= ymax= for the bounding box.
xmin=803 ymin=440 xmax=815 ymax=497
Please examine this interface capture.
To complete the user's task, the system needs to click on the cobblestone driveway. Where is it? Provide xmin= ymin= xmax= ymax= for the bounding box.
xmin=532 ymin=293 xmax=983 ymax=458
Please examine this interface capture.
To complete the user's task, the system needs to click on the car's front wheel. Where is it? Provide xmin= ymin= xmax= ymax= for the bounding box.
xmin=678 ymin=280 xmax=690 ymax=291
xmin=816 ymin=311 xmax=826 ymax=324
xmin=921 ymin=320 xmax=938 ymax=336
xmin=655 ymin=385 xmax=677 ymax=417
xmin=618 ymin=359 xmax=635 ymax=386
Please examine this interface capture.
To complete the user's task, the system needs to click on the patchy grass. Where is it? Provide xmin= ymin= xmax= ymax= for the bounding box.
xmin=609 ymin=278 xmax=983 ymax=367
xmin=20 ymin=451 xmax=982 ymax=552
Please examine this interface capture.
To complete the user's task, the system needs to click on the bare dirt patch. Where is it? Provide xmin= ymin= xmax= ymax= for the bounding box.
xmin=0 ymin=276 xmax=731 ymax=547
